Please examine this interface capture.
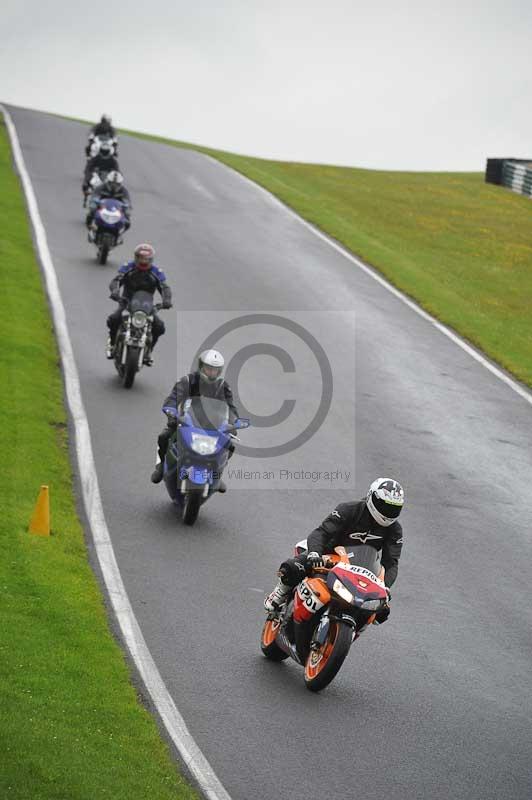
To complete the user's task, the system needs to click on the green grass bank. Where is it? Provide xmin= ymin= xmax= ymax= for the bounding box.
xmin=0 ymin=117 xmax=198 ymax=799
xmin=122 ymin=127 xmax=532 ymax=389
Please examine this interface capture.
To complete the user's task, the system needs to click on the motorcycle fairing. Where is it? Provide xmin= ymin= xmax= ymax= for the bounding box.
xmin=163 ymin=430 xmax=228 ymax=503
xmin=95 ymin=199 xmax=126 ymax=231
xmin=327 ymin=563 xmax=388 ymax=605
xmin=179 ymin=465 xmax=212 ymax=485
xmin=180 ymin=426 xmax=229 ymax=456
xmin=293 ymin=577 xmax=329 ymax=623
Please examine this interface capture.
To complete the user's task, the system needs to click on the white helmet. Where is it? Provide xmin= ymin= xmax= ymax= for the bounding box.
xmin=105 ymin=170 xmax=124 ymax=192
xmin=366 ymin=478 xmax=404 ymax=527
xmin=198 ymin=349 xmax=224 ymax=382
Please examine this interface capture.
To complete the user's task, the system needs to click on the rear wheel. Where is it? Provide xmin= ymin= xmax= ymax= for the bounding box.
xmin=182 ymin=492 xmax=201 ymax=525
xmin=304 ymin=620 xmax=352 ymax=692
xmin=261 ymin=618 xmax=289 ymax=661
xmin=122 ymin=347 xmax=138 ymax=388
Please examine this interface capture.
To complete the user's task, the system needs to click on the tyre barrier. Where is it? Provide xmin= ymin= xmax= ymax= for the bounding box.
xmin=485 ymin=157 xmax=532 ymax=198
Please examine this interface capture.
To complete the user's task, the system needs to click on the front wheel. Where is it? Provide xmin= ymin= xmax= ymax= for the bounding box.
xmin=261 ymin=617 xmax=289 ymax=661
xmin=182 ymin=492 xmax=201 ymax=525
xmin=304 ymin=620 xmax=352 ymax=692
xmin=97 ymin=243 xmax=110 ymax=265
xmin=122 ymin=347 xmax=139 ymax=388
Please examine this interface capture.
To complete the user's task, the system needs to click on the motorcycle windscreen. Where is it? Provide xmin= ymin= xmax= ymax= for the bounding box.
xmin=346 ymin=543 xmax=383 ymax=575
xmin=129 ymin=290 xmax=154 ymax=314
xmin=183 ymin=396 xmax=229 ymax=431
xmin=97 ymin=199 xmax=124 ymax=228
xmin=99 ymin=198 xmax=124 ymax=212
xmin=327 ymin=562 xmax=388 ymax=604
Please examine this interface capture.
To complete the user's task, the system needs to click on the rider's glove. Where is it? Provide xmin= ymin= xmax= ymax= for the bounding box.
xmin=165 ymin=409 xmax=178 ymax=427
xmin=307 ymin=552 xmax=324 ymax=569
xmin=162 ymin=300 xmax=173 ymax=309
xmin=110 ymin=292 xmax=120 ymax=301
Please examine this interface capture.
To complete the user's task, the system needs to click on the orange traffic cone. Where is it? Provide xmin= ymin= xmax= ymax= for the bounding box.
xmin=29 ymin=485 xmax=50 ymax=536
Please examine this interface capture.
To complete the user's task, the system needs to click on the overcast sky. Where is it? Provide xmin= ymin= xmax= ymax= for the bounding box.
xmin=3 ymin=0 xmax=532 ymax=170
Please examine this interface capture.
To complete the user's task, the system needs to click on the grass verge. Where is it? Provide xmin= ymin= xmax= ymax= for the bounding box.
xmin=119 ymin=127 xmax=532 ymax=389
xmin=0 ymin=117 xmax=198 ymax=799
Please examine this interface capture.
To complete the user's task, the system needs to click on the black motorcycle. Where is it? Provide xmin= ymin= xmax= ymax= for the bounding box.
xmin=111 ymin=290 xmax=163 ymax=388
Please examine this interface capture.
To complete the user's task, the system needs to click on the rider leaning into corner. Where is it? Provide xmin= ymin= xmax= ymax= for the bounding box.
xmin=150 ymin=349 xmax=239 ymax=491
xmin=106 ymin=243 xmax=172 ymax=365
xmin=264 ymin=478 xmax=405 ymax=625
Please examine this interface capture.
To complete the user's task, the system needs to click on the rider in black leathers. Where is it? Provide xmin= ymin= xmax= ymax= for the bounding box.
xmin=150 ymin=349 xmax=239 ymax=487
xmin=264 ymin=479 xmax=405 ymax=624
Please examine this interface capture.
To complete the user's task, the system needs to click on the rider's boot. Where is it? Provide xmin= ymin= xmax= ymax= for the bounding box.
xmin=151 ymin=461 xmax=164 ymax=484
xmin=264 ymin=577 xmax=291 ymax=611
xmin=106 ymin=335 xmax=114 ymax=359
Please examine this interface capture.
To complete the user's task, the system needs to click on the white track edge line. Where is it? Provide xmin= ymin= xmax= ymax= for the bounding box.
xmin=199 ymin=152 xmax=532 ymax=408
xmin=1 ymin=106 xmax=232 ymax=800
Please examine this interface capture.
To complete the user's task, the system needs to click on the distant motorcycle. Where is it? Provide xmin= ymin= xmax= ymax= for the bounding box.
xmin=86 ymin=133 xmax=118 ymax=158
xmin=88 ymin=198 xmax=127 ymax=264
xmin=261 ymin=543 xmax=389 ymax=692
xmin=162 ymin=396 xmax=250 ymax=525
xmin=112 ymin=290 xmax=164 ymax=388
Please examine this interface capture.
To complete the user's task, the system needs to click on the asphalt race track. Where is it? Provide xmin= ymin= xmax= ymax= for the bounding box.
xmin=8 ymin=105 xmax=532 ymax=800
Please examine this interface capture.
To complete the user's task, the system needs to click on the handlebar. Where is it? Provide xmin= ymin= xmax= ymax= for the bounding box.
xmin=165 ymin=414 xmax=247 ymax=433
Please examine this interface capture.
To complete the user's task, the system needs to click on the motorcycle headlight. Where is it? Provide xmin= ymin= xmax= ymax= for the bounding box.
xmin=131 ymin=310 xmax=147 ymax=328
xmin=190 ymin=433 xmax=219 ymax=455
xmin=332 ymin=579 xmax=354 ymax=605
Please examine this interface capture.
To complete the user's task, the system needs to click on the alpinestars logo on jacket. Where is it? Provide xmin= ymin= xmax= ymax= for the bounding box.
xmin=348 ymin=531 xmax=384 ymax=543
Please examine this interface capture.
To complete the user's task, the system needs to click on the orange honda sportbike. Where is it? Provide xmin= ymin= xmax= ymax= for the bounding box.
xmin=261 ymin=543 xmax=389 ymax=692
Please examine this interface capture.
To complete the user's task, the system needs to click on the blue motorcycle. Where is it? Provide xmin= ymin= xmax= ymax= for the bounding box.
xmin=88 ymin=198 xmax=127 ymax=264
xmin=162 ymin=396 xmax=250 ymax=525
